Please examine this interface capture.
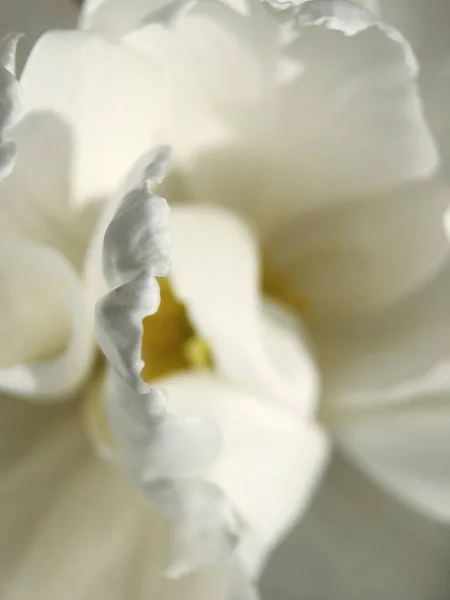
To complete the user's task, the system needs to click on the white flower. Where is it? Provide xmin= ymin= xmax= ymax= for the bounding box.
xmin=1 ymin=1 xmax=449 ymax=599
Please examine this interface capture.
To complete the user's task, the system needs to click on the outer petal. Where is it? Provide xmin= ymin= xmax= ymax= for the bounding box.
xmin=317 ymin=262 xmax=450 ymax=521
xmin=264 ymin=181 xmax=450 ymax=320
xmin=263 ymin=0 xmax=439 ymax=222
xmin=0 ymin=399 xmax=237 ymax=600
xmin=0 ymin=30 xmax=167 ymax=256
xmin=0 ymin=240 xmax=95 ymax=398
xmin=169 ymin=205 xmax=320 ymax=419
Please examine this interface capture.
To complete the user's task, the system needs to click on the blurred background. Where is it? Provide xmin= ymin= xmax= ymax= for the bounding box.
xmin=1 ymin=0 xmax=450 ymax=598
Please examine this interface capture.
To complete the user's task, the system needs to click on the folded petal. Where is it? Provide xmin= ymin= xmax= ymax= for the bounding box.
xmin=0 ymin=240 xmax=95 ymax=398
xmin=264 ymin=0 xmax=438 ymax=221
xmin=170 ymin=205 xmax=320 ymax=418
xmin=264 ymin=181 xmax=449 ymax=320
xmin=317 ymin=262 xmax=450 ymax=520
xmin=142 ymin=371 xmax=329 ymax=578
xmin=0 ymin=401 xmax=236 ymax=600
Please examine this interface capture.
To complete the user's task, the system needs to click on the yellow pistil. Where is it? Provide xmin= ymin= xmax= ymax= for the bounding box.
xmin=141 ymin=277 xmax=213 ymax=383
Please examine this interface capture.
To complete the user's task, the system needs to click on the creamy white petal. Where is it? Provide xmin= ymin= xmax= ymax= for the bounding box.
xmin=0 ymin=34 xmax=20 ymax=179
xmin=150 ymin=371 xmax=329 ymax=578
xmin=0 ymin=240 xmax=95 ymax=398
xmin=262 ymin=0 xmax=438 ymax=222
xmin=264 ymin=181 xmax=450 ymax=320
xmin=376 ymin=0 xmax=450 ymax=174
xmin=0 ymin=400 xmax=236 ymax=600
xmin=5 ymin=29 xmax=167 ymax=235
xmin=170 ymin=205 xmax=320 ymax=418
xmin=316 ymin=262 xmax=450 ymax=520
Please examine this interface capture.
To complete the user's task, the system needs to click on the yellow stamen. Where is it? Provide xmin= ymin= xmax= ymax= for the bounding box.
xmin=183 ymin=335 xmax=213 ymax=368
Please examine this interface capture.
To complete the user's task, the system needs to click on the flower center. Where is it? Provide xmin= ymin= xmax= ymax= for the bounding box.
xmin=141 ymin=277 xmax=213 ymax=382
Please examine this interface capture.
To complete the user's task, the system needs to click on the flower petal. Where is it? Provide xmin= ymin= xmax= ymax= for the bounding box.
xmin=0 ymin=34 xmax=20 ymax=179
xmin=317 ymin=262 xmax=450 ymax=520
xmin=0 ymin=0 xmax=77 ymax=72
xmin=263 ymin=0 xmax=438 ymax=221
xmin=95 ymin=150 xmax=245 ymax=574
xmin=0 ymin=401 xmax=237 ymax=600
xmin=7 ymin=29 xmax=167 ymax=229
xmin=141 ymin=370 xmax=329 ymax=578
xmin=264 ymin=181 xmax=450 ymax=320
xmin=376 ymin=0 xmax=450 ymax=175
xmin=169 ymin=205 xmax=320 ymax=418
xmin=0 ymin=240 xmax=94 ymax=398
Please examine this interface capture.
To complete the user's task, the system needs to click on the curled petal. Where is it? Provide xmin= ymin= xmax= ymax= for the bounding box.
xmin=95 ymin=148 xmax=240 ymax=574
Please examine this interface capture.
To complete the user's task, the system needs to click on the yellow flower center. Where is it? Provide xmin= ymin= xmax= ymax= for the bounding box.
xmin=141 ymin=277 xmax=213 ymax=383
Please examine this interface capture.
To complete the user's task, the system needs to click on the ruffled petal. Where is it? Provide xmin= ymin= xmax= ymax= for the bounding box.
xmin=262 ymin=0 xmax=438 ymax=222
xmin=95 ymin=150 xmax=242 ymax=574
xmin=0 ymin=239 xmax=95 ymax=398
xmin=317 ymin=261 xmax=450 ymax=521
xmin=0 ymin=34 xmax=20 ymax=179
xmin=264 ymin=181 xmax=450 ymax=320
xmin=169 ymin=205 xmax=320 ymax=418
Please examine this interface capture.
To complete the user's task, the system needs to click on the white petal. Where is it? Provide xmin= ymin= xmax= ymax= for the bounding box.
xmin=170 ymin=205 xmax=320 ymax=418
xmin=9 ymin=30 xmax=167 ymax=225
xmin=317 ymin=262 xmax=450 ymax=520
xmin=123 ymin=0 xmax=273 ymax=167
xmin=0 ymin=0 xmax=77 ymax=72
xmin=155 ymin=371 xmax=329 ymax=577
xmin=263 ymin=0 xmax=438 ymax=221
xmin=95 ymin=147 xmax=171 ymax=393
xmin=264 ymin=181 xmax=450 ymax=320
xmin=0 ymin=240 xmax=94 ymax=398
xmin=0 ymin=34 xmax=20 ymax=179
xmin=95 ymin=151 xmax=242 ymax=574
xmin=376 ymin=0 xmax=450 ymax=174
xmin=0 ymin=401 xmax=236 ymax=600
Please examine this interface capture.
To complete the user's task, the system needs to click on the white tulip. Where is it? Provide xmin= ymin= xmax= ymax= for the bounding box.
xmin=0 ymin=1 xmax=449 ymax=599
